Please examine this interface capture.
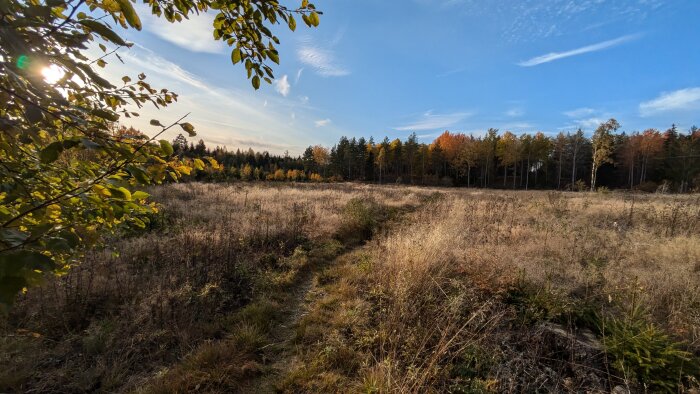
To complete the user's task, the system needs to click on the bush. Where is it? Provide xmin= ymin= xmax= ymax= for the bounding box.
xmin=337 ymin=197 xmax=382 ymax=243
xmin=602 ymin=311 xmax=700 ymax=392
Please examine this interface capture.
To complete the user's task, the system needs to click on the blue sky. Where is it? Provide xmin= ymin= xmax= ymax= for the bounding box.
xmin=106 ymin=0 xmax=700 ymax=154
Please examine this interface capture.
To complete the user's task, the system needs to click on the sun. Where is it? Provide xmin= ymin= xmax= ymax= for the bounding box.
xmin=41 ymin=64 xmax=65 ymax=84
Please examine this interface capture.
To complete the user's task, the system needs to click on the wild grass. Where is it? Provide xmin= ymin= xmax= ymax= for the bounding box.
xmin=2 ymin=184 xmax=698 ymax=392
xmin=284 ymin=189 xmax=700 ymax=393
xmin=0 ymin=182 xmax=429 ymax=393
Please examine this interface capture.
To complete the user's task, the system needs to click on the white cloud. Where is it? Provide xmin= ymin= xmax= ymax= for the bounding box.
xmin=315 ymin=118 xmax=332 ymax=127
xmin=121 ymin=45 xmax=208 ymax=90
xmin=501 ymin=122 xmax=535 ymax=130
xmin=295 ymin=68 xmax=304 ymax=84
xmin=94 ymin=44 xmax=326 ymax=154
xmin=297 ymin=46 xmax=349 ymax=77
xmin=135 ymin=3 xmax=224 ymax=54
xmin=274 ymin=75 xmax=290 ymax=97
xmin=572 ymin=117 xmax=605 ymax=129
xmin=518 ymin=34 xmax=641 ymax=66
xmin=395 ymin=111 xmax=472 ymax=131
xmin=505 ymin=108 xmax=524 ymax=117
xmin=564 ymin=107 xmax=596 ymax=118
xmin=639 ymin=87 xmax=700 ymax=116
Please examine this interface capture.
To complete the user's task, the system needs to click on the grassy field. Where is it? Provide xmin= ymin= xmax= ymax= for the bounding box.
xmin=2 ymin=183 xmax=699 ymax=393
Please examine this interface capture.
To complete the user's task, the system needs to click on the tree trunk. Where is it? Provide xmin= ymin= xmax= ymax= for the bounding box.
xmin=525 ymin=156 xmax=530 ymax=190
xmin=467 ymin=165 xmax=471 ymax=188
xmin=571 ymin=151 xmax=577 ymax=187
xmin=557 ymin=156 xmax=562 ymax=189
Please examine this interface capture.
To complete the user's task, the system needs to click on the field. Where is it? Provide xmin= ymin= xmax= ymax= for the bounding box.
xmin=2 ymin=183 xmax=699 ymax=393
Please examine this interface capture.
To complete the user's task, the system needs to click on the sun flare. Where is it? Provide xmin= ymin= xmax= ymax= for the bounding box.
xmin=41 ymin=64 xmax=65 ymax=84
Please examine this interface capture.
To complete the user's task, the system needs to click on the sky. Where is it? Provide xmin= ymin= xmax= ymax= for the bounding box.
xmin=101 ymin=0 xmax=700 ymax=155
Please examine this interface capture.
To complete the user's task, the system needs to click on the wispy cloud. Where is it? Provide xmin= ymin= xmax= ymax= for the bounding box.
xmin=436 ymin=67 xmax=466 ymax=78
xmin=505 ymin=108 xmax=524 ymax=117
xmin=639 ymin=87 xmax=700 ymax=116
xmin=297 ymin=36 xmax=350 ymax=77
xmin=274 ymin=75 xmax=290 ymax=97
xmin=560 ymin=107 xmax=610 ymax=130
xmin=97 ymin=44 xmax=326 ymax=154
xmin=395 ymin=110 xmax=472 ymax=131
xmin=135 ymin=3 xmax=224 ymax=54
xmin=572 ymin=117 xmax=605 ymax=129
xmin=121 ymin=45 xmax=208 ymax=90
xmin=295 ymin=68 xmax=304 ymax=84
xmin=500 ymin=122 xmax=536 ymax=130
xmin=517 ymin=34 xmax=641 ymax=67
xmin=564 ymin=107 xmax=596 ymax=118
xmin=315 ymin=118 xmax=332 ymax=127
xmin=297 ymin=46 xmax=350 ymax=77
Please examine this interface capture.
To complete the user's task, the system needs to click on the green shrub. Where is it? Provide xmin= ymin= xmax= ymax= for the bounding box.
xmin=337 ymin=197 xmax=383 ymax=242
xmin=602 ymin=311 xmax=700 ymax=392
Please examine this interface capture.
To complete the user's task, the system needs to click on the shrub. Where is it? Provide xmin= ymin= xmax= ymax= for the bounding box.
xmin=337 ymin=197 xmax=382 ymax=242
xmin=602 ymin=310 xmax=700 ymax=392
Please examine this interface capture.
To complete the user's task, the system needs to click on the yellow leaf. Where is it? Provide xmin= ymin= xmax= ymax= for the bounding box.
xmin=46 ymin=204 xmax=61 ymax=220
xmin=92 ymin=184 xmax=112 ymax=197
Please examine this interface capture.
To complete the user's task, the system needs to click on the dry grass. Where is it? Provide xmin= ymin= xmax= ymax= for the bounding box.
xmin=2 ymin=183 xmax=698 ymax=393
xmin=0 ymin=182 xmax=430 ymax=393
xmin=283 ymin=189 xmax=700 ymax=393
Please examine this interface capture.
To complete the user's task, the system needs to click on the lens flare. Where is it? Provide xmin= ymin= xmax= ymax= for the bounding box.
xmin=41 ymin=64 xmax=65 ymax=84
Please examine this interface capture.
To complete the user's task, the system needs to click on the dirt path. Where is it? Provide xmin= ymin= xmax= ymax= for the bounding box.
xmin=240 ymin=248 xmax=343 ymax=393
xmin=254 ymin=274 xmax=315 ymax=392
xmin=241 ymin=204 xmax=424 ymax=393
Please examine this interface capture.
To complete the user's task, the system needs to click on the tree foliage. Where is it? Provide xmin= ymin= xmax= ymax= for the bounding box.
xmin=0 ymin=0 xmax=320 ymax=306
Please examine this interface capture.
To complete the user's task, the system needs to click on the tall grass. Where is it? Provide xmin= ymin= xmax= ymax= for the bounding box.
xmin=0 ymin=183 xmax=429 ymax=393
xmin=285 ymin=189 xmax=700 ymax=392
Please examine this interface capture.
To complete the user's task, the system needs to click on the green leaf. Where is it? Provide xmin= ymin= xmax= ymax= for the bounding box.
xmin=39 ymin=141 xmax=64 ymax=163
xmin=92 ymin=108 xmax=120 ymax=121
xmin=0 ymin=276 xmax=27 ymax=306
xmin=110 ymin=186 xmax=132 ymax=200
xmin=150 ymin=119 xmax=162 ymax=127
xmin=0 ymin=228 xmax=30 ymax=248
xmin=159 ymin=139 xmax=174 ymax=156
xmin=252 ymin=75 xmax=260 ymax=90
xmin=132 ymin=191 xmax=150 ymax=200
xmin=268 ymin=50 xmax=279 ymax=64
xmin=127 ymin=165 xmax=150 ymax=184
xmin=81 ymin=138 xmax=102 ymax=149
xmin=0 ymin=250 xmax=55 ymax=275
xmin=179 ymin=122 xmax=196 ymax=137
xmin=25 ymin=104 xmax=44 ymax=123
xmin=288 ymin=15 xmax=296 ymax=31
xmin=79 ymin=19 xmax=129 ymax=47
xmin=116 ymin=0 xmax=142 ymax=30
xmin=231 ymin=48 xmax=242 ymax=64
xmin=309 ymin=12 xmax=320 ymax=27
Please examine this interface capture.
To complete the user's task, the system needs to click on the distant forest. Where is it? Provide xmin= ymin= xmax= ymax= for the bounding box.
xmin=164 ymin=119 xmax=700 ymax=192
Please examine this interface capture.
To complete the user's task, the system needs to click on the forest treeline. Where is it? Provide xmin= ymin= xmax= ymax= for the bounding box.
xmin=167 ymin=119 xmax=700 ymax=192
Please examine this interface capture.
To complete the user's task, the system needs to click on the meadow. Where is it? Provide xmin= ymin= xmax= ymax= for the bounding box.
xmin=1 ymin=183 xmax=699 ymax=393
